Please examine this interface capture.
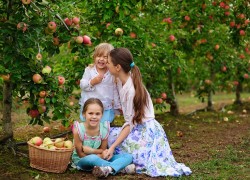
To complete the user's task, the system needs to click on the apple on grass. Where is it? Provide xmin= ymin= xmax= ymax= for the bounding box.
xmin=156 ymin=98 xmax=163 ymax=104
xmin=43 ymin=126 xmax=50 ymax=133
xmin=115 ymin=28 xmax=123 ymax=36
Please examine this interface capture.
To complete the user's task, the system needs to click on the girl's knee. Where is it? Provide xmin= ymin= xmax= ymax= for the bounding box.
xmin=123 ymin=153 xmax=133 ymax=162
xmin=85 ymin=154 xmax=100 ymax=162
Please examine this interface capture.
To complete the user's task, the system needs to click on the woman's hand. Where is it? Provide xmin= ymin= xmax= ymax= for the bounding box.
xmin=105 ymin=147 xmax=115 ymax=160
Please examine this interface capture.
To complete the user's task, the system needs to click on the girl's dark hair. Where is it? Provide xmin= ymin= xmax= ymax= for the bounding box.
xmin=109 ymin=48 xmax=148 ymax=124
xmin=82 ymin=98 xmax=104 ymax=114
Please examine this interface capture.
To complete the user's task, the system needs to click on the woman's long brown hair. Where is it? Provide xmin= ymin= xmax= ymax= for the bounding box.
xmin=109 ymin=48 xmax=148 ymax=124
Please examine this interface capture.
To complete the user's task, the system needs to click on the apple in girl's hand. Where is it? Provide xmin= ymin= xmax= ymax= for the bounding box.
xmin=54 ymin=138 xmax=65 ymax=148
xmin=64 ymin=140 xmax=73 ymax=149
xmin=43 ymin=126 xmax=50 ymax=133
xmin=30 ymin=136 xmax=43 ymax=146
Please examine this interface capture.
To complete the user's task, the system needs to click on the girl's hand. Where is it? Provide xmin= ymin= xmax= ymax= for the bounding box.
xmin=102 ymin=149 xmax=109 ymax=159
xmin=105 ymin=147 xmax=115 ymax=160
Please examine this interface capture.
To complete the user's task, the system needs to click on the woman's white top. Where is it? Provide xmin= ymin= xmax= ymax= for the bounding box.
xmin=117 ymin=76 xmax=155 ymax=131
xmin=79 ymin=66 xmax=121 ymax=110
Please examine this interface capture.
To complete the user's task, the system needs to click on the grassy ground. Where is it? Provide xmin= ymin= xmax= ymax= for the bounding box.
xmin=0 ymin=92 xmax=250 ymax=180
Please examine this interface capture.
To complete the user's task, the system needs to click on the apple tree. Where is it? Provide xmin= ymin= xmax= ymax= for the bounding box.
xmin=0 ymin=0 xmax=91 ymax=143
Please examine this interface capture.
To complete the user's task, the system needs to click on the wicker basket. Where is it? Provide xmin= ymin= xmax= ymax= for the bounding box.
xmin=27 ymin=141 xmax=74 ymax=173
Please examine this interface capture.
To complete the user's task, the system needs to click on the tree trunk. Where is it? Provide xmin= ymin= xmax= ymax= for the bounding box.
xmin=207 ymin=63 xmax=215 ymax=111
xmin=167 ymin=70 xmax=179 ymax=116
xmin=0 ymin=81 xmax=13 ymax=143
xmin=234 ymin=81 xmax=242 ymax=105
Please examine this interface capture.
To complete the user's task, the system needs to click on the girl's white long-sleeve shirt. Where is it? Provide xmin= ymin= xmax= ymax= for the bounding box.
xmin=79 ymin=66 xmax=121 ymax=110
xmin=117 ymin=76 xmax=155 ymax=132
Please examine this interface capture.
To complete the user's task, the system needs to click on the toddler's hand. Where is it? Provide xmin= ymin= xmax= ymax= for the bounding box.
xmin=91 ymin=74 xmax=103 ymax=85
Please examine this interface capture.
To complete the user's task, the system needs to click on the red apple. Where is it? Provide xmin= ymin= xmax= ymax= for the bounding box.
xmin=32 ymin=74 xmax=42 ymax=84
xmin=243 ymin=73 xmax=249 ymax=79
xmin=64 ymin=18 xmax=72 ymax=26
xmin=205 ymin=79 xmax=212 ymax=85
xmin=115 ymin=28 xmax=123 ymax=36
xmin=106 ymin=22 xmax=111 ymax=28
xmin=156 ymin=98 xmax=163 ymax=104
xmin=83 ymin=35 xmax=91 ymax=44
xmin=214 ymin=44 xmax=220 ymax=50
xmin=76 ymin=79 xmax=80 ymax=85
xmin=151 ymin=43 xmax=156 ymax=47
xmin=224 ymin=11 xmax=230 ymax=16
xmin=184 ymin=15 xmax=190 ymax=21
xmin=30 ymin=136 xmax=43 ymax=146
xmin=38 ymin=105 xmax=46 ymax=113
xmin=238 ymin=14 xmax=245 ymax=19
xmin=72 ymin=17 xmax=80 ymax=24
xmin=58 ymin=76 xmax=65 ymax=85
xmin=233 ymin=81 xmax=239 ymax=86
xmin=162 ymin=17 xmax=172 ymax=24
xmin=177 ymin=67 xmax=181 ymax=74
xmin=21 ymin=0 xmax=31 ymax=5
xmin=169 ymin=35 xmax=175 ymax=42
xmin=39 ymin=91 xmax=46 ymax=98
xmin=29 ymin=109 xmax=40 ymax=118
xmin=221 ymin=66 xmax=227 ymax=72
xmin=229 ymin=21 xmax=235 ymax=27
xmin=130 ymin=32 xmax=137 ymax=38
xmin=53 ymin=37 xmax=60 ymax=46
xmin=17 ymin=22 xmax=27 ymax=32
xmin=239 ymin=54 xmax=245 ymax=59
xmin=39 ymin=98 xmax=45 ymax=105
xmin=43 ymin=126 xmax=50 ymax=133
xmin=224 ymin=5 xmax=230 ymax=10
xmin=161 ymin=93 xmax=167 ymax=100
xmin=47 ymin=21 xmax=57 ymax=31
xmin=75 ymin=36 xmax=83 ymax=44
xmin=239 ymin=30 xmax=245 ymax=36
xmin=245 ymin=19 xmax=250 ymax=25
xmin=219 ymin=2 xmax=225 ymax=8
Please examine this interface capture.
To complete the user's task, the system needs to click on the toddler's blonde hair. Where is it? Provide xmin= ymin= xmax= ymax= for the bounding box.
xmin=89 ymin=43 xmax=114 ymax=67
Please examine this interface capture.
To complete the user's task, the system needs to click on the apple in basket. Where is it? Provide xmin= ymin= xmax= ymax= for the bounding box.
xmin=30 ymin=136 xmax=43 ymax=146
xmin=64 ymin=140 xmax=73 ymax=149
xmin=54 ymin=138 xmax=65 ymax=148
xmin=43 ymin=137 xmax=53 ymax=146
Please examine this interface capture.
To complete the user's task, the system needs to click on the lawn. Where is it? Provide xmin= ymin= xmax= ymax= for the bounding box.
xmin=0 ymin=92 xmax=249 ymax=180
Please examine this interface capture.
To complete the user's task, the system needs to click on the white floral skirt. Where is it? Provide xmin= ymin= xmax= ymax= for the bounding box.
xmin=108 ymin=119 xmax=192 ymax=177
